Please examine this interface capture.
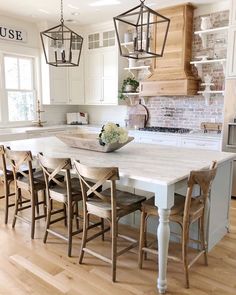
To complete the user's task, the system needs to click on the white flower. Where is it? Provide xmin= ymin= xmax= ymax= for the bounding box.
xmin=118 ymin=127 xmax=128 ymax=143
xmin=100 ymin=123 xmax=128 ymax=145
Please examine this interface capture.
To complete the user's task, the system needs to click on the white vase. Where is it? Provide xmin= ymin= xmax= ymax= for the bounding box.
xmin=201 ymin=16 xmax=212 ymax=30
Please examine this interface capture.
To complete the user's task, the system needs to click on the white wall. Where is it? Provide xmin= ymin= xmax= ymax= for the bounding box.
xmin=78 ymin=105 xmax=127 ymax=126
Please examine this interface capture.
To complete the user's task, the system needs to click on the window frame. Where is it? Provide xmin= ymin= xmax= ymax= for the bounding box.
xmin=0 ymin=53 xmax=37 ymax=125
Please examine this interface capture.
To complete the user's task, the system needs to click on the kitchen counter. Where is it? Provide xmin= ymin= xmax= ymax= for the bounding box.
xmin=0 ymin=125 xmax=222 ymax=149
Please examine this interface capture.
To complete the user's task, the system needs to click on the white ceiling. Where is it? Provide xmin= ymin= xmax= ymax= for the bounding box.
xmin=0 ymin=0 xmax=228 ymax=25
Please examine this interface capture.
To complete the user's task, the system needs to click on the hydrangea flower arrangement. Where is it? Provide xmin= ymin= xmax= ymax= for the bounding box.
xmin=99 ymin=122 xmax=128 ymax=146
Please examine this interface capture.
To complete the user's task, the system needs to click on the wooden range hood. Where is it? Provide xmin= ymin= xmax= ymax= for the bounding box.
xmin=140 ymin=3 xmax=199 ymax=97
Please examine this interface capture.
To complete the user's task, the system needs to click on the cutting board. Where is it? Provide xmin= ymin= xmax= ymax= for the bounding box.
xmin=128 ymin=114 xmax=146 ymax=129
xmin=128 ymin=99 xmax=149 ymax=129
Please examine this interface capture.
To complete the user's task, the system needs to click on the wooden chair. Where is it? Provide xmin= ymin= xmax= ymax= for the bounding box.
xmin=38 ymin=154 xmax=83 ymax=257
xmin=0 ymin=145 xmax=15 ymax=224
xmin=74 ymin=160 xmax=146 ymax=282
xmin=6 ymin=149 xmax=47 ymax=239
xmin=138 ymin=161 xmax=217 ymax=288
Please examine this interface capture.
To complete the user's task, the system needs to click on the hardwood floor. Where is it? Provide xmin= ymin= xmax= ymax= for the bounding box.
xmin=0 ymin=191 xmax=235 ymax=295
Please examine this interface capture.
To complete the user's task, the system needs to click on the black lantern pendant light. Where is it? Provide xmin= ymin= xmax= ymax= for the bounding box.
xmin=40 ymin=0 xmax=83 ymax=67
xmin=113 ymin=0 xmax=170 ymax=59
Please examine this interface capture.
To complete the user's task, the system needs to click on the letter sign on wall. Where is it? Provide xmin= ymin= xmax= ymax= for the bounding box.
xmin=0 ymin=25 xmax=27 ymax=43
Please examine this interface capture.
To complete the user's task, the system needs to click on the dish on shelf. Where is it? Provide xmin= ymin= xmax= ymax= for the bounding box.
xmin=195 ymin=55 xmax=208 ymax=61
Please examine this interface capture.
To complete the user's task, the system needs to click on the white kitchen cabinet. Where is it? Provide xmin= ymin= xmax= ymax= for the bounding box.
xmin=42 ymin=49 xmax=84 ymax=105
xmin=227 ymin=26 xmax=236 ymax=77
xmin=85 ymin=52 xmax=103 ymax=104
xmin=68 ymin=58 xmax=85 ymax=105
xmin=230 ymin=0 xmax=236 ymax=25
xmin=84 ymin=49 xmax=118 ymax=105
xmin=181 ymin=137 xmax=220 ymax=150
xmin=102 ymin=51 xmax=118 ymax=105
xmin=49 ymin=66 xmax=68 ymax=104
xmin=135 ymin=133 xmax=180 ymax=146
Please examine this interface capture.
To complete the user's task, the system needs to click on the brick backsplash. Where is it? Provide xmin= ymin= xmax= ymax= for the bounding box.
xmin=145 ymin=10 xmax=229 ymax=130
xmin=146 ymin=95 xmax=223 ymax=130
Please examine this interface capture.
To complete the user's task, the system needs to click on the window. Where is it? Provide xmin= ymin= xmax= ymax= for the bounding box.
xmin=3 ymin=55 xmax=35 ymax=122
xmin=88 ymin=33 xmax=100 ymax=49
xmin=103 ymin=30 xmax=115 ymax=47
xmin=88 ymin=30 xmax=115 ymax=50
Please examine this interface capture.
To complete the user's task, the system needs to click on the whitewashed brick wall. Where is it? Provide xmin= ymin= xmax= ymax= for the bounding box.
xmin=145 ymin=10 xmax=229 ymax=130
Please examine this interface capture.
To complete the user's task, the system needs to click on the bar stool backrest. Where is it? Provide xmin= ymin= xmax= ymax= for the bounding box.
xmin=6 ymin=149 xmax=34 ymax=189
xmin=74 ymin=160 xmax=119 ymax=209
xmin=38 ymin=153 xmax=72 ymax=195
xmin=183 ymin=161 xmax=218 ymax=225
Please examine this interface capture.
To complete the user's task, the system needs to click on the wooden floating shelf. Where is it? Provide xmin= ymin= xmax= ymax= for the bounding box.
xmin=194 ymin=26 xmax=229 ymax=35
xmin=121 ymin=40 xmax=147 ymax=47
xmin=190 ymin=58 xmax=226 ymax=65
xmin=121 ymin=92 xmax=139 ymax=96
xmin=198 ymin=90 xmax=224 ymax=94
xmin=124 ymin=66 xmax=150 ymax=70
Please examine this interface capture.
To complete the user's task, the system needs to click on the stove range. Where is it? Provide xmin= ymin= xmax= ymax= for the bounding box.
xmin=139 ymin=126 xmax=191 ymax=134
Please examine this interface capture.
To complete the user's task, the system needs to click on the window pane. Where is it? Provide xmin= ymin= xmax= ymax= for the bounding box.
xmin=8 ymin=91 xmax=35 ymax=121
xmin=4 ymin=57 xmax=18 ymax=89
xmin=19 ymin=58 xmax=32 ymax=90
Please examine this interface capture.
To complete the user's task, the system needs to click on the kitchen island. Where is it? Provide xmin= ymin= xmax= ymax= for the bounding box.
xmin=2 ymin=136 xmax=234 ymax=294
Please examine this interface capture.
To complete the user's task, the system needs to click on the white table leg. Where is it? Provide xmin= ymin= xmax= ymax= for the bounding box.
xmin=157 ymin=208 xmax=171 ymax=294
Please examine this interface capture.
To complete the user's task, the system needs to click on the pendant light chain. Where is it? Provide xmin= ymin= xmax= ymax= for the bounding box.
xmin=60 ymin=0 xmax=64 ymax=23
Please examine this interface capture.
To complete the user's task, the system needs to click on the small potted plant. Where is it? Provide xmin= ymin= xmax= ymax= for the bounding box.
xmin=119 ymin=77 xmax=139 ymax=100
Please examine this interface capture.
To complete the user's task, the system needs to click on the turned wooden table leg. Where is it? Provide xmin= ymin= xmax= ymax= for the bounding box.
xmin=157 ymin=208 xmax=171 ymax=294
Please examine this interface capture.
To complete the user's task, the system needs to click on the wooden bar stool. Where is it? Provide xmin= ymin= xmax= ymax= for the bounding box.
xmin=74 ymin=160 xmax=146 ymax=282
xmin=0 ymin=145 xmax=15 ymax=224
xmin=6 ymin=149 xmax=47 ymax=239
xmin=138 ymin=161 xmax=217 ymax=288
xmin=38 ymin=154 xmax=84 ymax=257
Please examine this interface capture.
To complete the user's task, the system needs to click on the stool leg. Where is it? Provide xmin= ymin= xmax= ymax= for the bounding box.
xmin=75 ymin=201 xmax=79 ymax=230
xmin=64 ymin=203 xmax=67 ymax=227
xmin=182 ymin=224 xmax=190 ymax=288
xmin=101 ymin=218 xmax=105 ymax=241
xmin=111 ymin=219 xmax=117 ymax=282
xmin=42 ymin=190 xmax=47 ymax=218
xmin=12 ymin=188 xmax=20 ymax=229
xmin=199 ymin=216 xmax=208 ymax=266
xmin=68 ymin=202 xmax=73 ymax=257
xmin=4 ymin=181 xmax=9 ymax=224
xmin=79 ymin=213 xmax=89 ymax=264
xmin=138 ymin=211 xmax=146 ymax=269
xmin=31 ymin=191 xmax=36 ymax=239
xmin=44 ymin=197 xmax=52 ymax=243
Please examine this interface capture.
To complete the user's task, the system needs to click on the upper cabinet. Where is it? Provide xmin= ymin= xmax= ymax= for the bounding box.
xmin=227 ymin=0 xmax=236 ymax=78
xmin=230 ymin=0 xmax=236 ymax=25
xmin=40 ymin=24 xmax=85 ymax=105
xmin=84 ymin=27 xmax=118 ymax=105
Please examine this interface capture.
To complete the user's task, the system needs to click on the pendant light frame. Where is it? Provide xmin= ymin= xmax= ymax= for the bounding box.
xmin=113 ymin=0 xmax=170 ymax=59
xmin=40 ymin=0 xmax=83 ymax=67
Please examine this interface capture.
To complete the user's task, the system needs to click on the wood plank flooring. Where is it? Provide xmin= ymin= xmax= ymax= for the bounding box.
xmin=0 ymin=191 xmax=235 ymax=295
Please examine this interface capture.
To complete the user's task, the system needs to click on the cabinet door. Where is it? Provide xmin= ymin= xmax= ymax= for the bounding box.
xmin=230 ymin=0 xmax=236 ymax=25
xmin=227 ymin=27 xmax=236 ymax=77
xmin=68 ymin=56 xmax=84 ymax=105
xmin=85 ymin=53 xmax=103 ymax=105
xmin=102 ymin=50 xmax=118 ymax=105
xmin=49 ymin=67 xmax=68 ymax=104
xmin=181 ymin=138 xmax=220 ymax=151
